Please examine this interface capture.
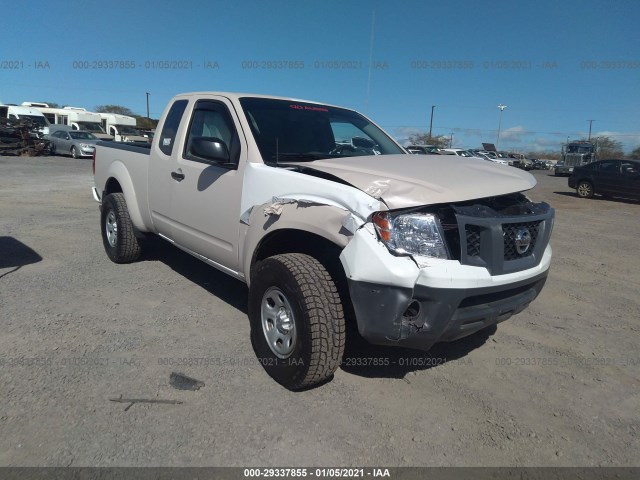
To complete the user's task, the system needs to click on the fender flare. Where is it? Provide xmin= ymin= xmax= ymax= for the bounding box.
xmin=103 ymin=160 xmax=147 ymax=231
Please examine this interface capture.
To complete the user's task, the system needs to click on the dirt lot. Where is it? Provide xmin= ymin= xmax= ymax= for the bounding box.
xmin=0 ymin=155 xmax=638 ymax=467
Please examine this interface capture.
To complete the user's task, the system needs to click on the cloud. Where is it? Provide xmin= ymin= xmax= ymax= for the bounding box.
xmin=499 ymin=126 xmax=526 ymax=143
xmin=388 ymin=125 xmax=640 ymax=153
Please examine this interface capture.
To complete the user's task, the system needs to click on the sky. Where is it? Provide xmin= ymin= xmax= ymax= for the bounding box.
xmin=1 ymin=0 xmax=638 ymax=153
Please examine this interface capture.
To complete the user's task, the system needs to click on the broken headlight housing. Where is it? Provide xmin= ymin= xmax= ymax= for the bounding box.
xmin=372 ymin=211 xmax=449 ymax=259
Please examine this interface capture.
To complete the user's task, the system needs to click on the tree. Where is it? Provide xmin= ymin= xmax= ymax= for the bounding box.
xmin=580 ymin=136 xmax=624 ymax=158
xmin=94 ymin=105 xmax=135 ymax=116
xmin=135 ymin=116 xmax=158 ymax=129
xmin=42 ymin=101 xmax=60 ymax=108
xmin=407 ymin=132 xmax=449 ymax=148
xmin=629 ymin=146 xmax=640 ymax=159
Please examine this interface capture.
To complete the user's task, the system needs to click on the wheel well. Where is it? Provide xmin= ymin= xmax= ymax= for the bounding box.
xmin=253 ymin=229 xmax=342 ymax=266
xmin=252 ymin=229 xmax=354 ymax=323
xmin=104 ymin=177 xmax=123 ymax=196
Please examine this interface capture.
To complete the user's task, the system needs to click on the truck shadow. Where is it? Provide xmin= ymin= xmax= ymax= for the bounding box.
xmin=340 ymin=324 xmax=496 ymax=379
xmin=554 ymin=191 xmax=640 ymax=205
xmin=0 ymin=236 xmax=43 ymax=279
xmin=141 ymin=236 xmax=248 ymax=314
xmin=553 ymin=191 xmax=579 ymax=198
xmin=137 ymin=235 xmax=495 ymax=380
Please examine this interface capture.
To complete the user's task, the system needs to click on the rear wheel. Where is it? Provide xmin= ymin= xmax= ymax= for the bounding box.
xmin=576 ymin=180 xmax=594 ymax=198
xmin=100 ymin=193 xmax=142 ymax=263
xmin=248 ymin=253 xmax=345 ymax=390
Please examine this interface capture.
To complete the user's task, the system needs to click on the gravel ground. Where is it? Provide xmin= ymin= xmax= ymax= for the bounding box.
xmin=0 ymin=155 xmax=638 ymax=467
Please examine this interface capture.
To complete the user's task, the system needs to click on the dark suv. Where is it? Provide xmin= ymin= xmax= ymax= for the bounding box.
xmin=568 ymin=159 xmax=640 ymax=200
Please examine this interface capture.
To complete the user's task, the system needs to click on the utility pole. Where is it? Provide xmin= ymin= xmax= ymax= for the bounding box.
xmin=587 ymin=119 xmax=594 ymax=141
xmin=449 ymin=132 xmax=454 ymax=148
xmin=496 ymin=104 xmax=507 ymax=150
xmin=146 ymin=92 xmax=150 ymax=120
xmin=428 ymin=105 xmax=435 ymax=140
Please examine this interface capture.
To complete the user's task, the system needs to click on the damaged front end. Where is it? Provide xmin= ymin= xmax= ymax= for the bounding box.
xmin=340 ymin=192 xmax=554 ymax=351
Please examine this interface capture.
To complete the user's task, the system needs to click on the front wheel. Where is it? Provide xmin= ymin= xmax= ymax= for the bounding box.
xmin=576 ymin=180 xmax=594 ymax=198
xmin=71 ymin=146 xmax=78 ymax=159
xmin=100 ymin=193 xmax=142 ymax=263
xmin=248 ymin=254 xmax=345 ymax=390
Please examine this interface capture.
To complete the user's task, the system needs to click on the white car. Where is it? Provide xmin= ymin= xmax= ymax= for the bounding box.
xmin=440 ymin=148 xmax=487 ymax=162
xmin=474 ymin=151 xmax=509 ymax=165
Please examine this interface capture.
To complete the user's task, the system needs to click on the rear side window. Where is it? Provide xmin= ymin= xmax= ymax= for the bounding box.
xmin=159 ymin=99 xmax=188 ymax=156
xmin=599 ymin=161 xmax=620 ymax=173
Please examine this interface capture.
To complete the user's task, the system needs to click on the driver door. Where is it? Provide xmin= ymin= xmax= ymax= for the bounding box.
xmin=168 ymin=97 xmax=246 ymax=272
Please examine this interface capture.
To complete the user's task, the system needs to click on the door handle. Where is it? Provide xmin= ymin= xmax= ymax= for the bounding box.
xmin=171 ymin=170 xmax=185 ymax=181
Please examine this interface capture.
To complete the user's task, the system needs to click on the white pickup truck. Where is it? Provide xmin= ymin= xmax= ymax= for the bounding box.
xmin=93 ymin=92 xmax=554 ymax=390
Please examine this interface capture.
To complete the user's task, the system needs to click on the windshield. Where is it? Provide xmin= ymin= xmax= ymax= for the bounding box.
xmin=118 ymin=126 xmax=141 ymax=135
xmin=70 ymin=131 xmax=97 ymax=140
xmin=24 ymin=115 xmax=49 ymax=127
xmin=239 ymin=97 xmax=404 ymax=163
xmin=77 ymin=121 xmax=106 ymax=133
xmin=567 ymin=145 xmax=594 ymax=154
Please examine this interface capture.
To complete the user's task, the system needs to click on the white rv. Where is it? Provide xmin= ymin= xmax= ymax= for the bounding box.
xmin=1 ymin=104 xmax=50 ymax=135
xmin=98 ymin=113 xmax=146 ymax=143
xmin=22 ymin=103 xmax=113 ymax=140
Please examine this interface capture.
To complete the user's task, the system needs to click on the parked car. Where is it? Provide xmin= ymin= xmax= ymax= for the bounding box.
xmin=531 ymin=159 xmax=550 ymax=170
xmin=406 ymin=144 xmax=439 ymax=154
xmin=568 ymin=159 xmax=640 ymax=200
xmin=473 ymin=151 xmax=509 ymax=165
xmin=46 ymin=129 xmax=99 ymax=158
xmin=439 ymin=148 xmax=484 ymax=161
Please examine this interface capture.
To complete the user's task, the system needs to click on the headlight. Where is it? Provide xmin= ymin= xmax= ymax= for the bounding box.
xmin=372 ymin=212 xmax=449 ymax=259
xmin=79 ymin=143 xmax=94 ymax=149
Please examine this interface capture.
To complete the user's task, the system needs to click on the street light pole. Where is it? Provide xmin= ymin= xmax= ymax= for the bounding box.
xmin=449 ymin=132 xmax=454 ymax=148
xmin=429 ymin=105 xmax=435 ymax=140
xmin=496 ymin=104 xmax=507 ymax=150
xmin=587 ymin=119 xmax=594 ymax=141
xmin=146 ymin=92 xmax=150 ymax=120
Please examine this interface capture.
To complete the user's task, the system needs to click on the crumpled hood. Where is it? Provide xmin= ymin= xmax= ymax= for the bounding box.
xmin=287 ymin=154 xmax=536 ymax=209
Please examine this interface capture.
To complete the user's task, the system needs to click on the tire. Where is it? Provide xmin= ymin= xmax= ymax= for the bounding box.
xmin=100 ymin=193 xmax=142 ymax=263
xmin=576 ymin=180 xmax=594 ymax=198
xmin=248 ymin=253 xmax=345 ymax=390
xmin=71 ymin=146 xmax=78 ymax=159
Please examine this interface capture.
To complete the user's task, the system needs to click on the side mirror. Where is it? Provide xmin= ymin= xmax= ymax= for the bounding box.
xmin=190 ymin=137 xmax=230 ymax=163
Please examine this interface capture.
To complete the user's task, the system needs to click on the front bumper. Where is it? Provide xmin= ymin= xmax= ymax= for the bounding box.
xmin=347 ymin=269 xmax=547 ymax=351
xmin=555 ymin=165 xmax=573 ymax=175
xmin=77 ymin=146 xmax=96 ymax=157
xmin=340 ymin=220 xmax=552 ymax=351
